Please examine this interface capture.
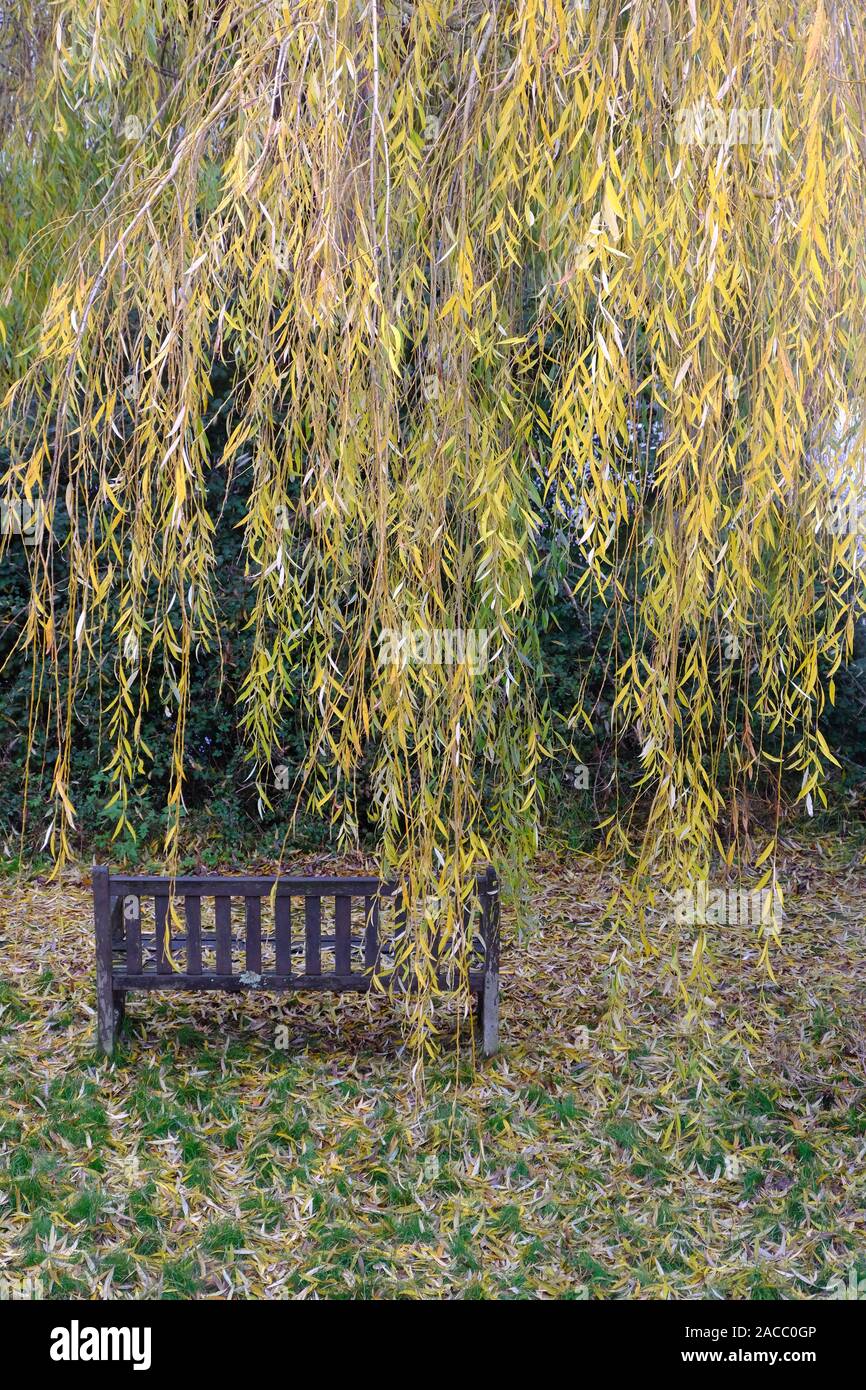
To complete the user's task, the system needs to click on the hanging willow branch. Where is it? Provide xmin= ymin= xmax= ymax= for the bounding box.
xmin=2 ymin=0 xmax=865 ymax=1052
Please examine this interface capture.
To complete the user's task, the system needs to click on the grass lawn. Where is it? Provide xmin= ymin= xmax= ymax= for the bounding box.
xmin=1 ymin=841 xmax=865 ymax=1299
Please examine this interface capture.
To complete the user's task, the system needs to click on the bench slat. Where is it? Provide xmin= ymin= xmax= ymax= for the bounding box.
xmin=393 ymin=891 xmax=408 ymax=992
xmin=215 ymin=897 xmax=232 ymax=974
xmin=125 ymin=893 xmax=142 ymax=974
xmin=108 ymin=875 xmax=396 ymax=897
xmin=364 ymin=895 xmax=379 ymax=970
xmin=275 ymin=895 xmax=292 ymax=975
xmin=113 ymin=971 xmax=487 ymax=992
xmin=305 ymin=896 xmax=321 ymax=975
xmin=186 ymin=896 xmax=202 ymax=975
xmin=335 ymin=894 xmax=352 ymax=974
xmin=113 ymin=932 xmax=366 ymax=953
xmin=155 ymin=896 xmax=171 ymax=974
xmin=245 ymin=896 xmax=262 ymax=973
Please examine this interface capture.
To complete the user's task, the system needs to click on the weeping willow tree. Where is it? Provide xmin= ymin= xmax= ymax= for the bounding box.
xmin=2 ymin=0 xmax=865 ymax=1050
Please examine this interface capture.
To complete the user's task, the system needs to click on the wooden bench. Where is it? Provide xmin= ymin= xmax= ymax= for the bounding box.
xmin=93 ymin=866 xmax=500 ymax=1057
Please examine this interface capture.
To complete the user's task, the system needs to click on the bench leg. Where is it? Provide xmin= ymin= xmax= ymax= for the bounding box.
xmin=113 ymin=990 xmax=126 ymax=1038
xmin=93 ymin=865 xmax=116 ymax=1056
xmin=478 ymin=972 xmax=499 ymax=1057
xmin=478 ymin=867 xmax=500 ymax=1057
xmin=96 ymin=971 xmax=116 ymax=1056
xmin=96 ymin=989 xmax=126 ymax=1056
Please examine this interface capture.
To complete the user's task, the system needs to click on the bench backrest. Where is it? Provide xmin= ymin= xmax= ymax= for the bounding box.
xmin=94 ymin=867 xmax=499 ymax=986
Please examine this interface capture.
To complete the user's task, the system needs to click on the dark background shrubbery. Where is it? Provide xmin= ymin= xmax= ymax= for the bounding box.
xmin=1 ymin=361 xmax=333 ymax=866
xmin=4 ymin=360 xmax=866 ymax=866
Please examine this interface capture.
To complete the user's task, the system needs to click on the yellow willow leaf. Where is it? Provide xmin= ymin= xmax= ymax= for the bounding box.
xmin=804 ymin=0 xmax=827 ymax=74
xmin=755 ymin=840 xmax=776 ymax=869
